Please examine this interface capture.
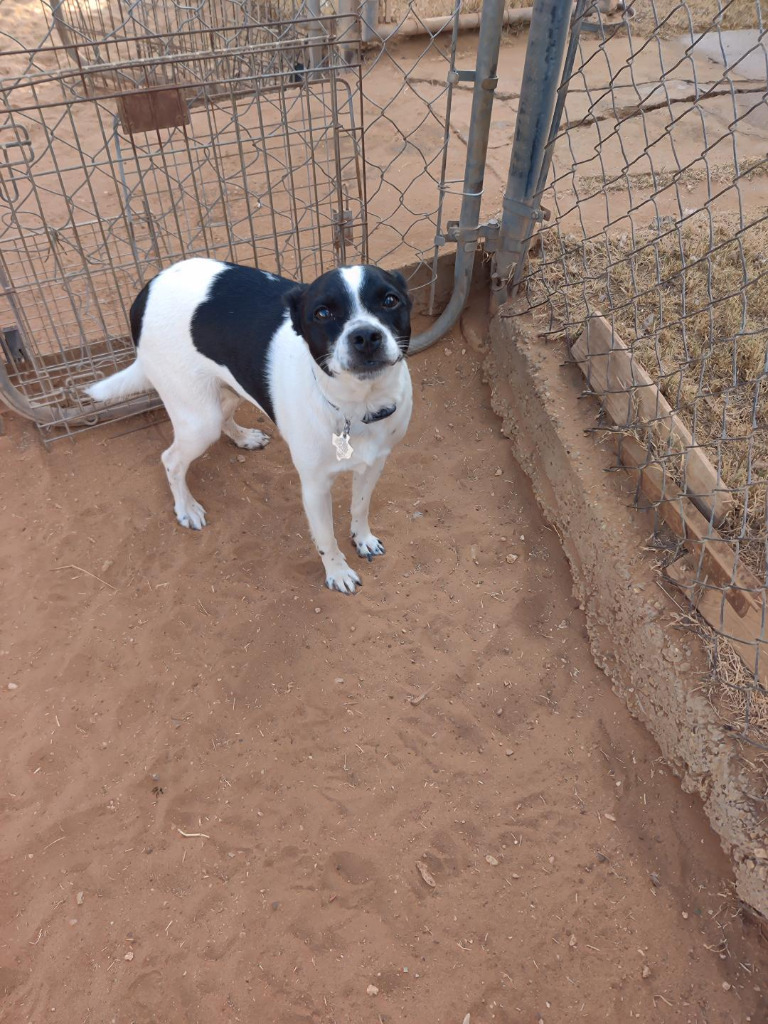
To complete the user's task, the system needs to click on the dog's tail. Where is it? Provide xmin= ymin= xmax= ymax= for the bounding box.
xmin=86 ymin=360 xmax=152 ymax=404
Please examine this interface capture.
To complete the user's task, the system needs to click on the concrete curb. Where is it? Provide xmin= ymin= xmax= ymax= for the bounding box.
xmin=484 ymin=312 xmax=768 ymax=920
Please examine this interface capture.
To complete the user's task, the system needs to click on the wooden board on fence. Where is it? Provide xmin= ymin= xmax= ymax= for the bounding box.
xmin=571 ymin=314 xmax=734 ymax=525
xmin=615 ymin=434 xmax=757 ymax=617
xmin=665 ymin=558 xmax=768 ymax=689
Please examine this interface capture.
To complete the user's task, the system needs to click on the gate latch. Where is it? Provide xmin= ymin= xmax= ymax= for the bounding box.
xmin=447 ymin=70 xmax=498 ymax=91
xmin=435 ymin=218 xmax=500 ymax=252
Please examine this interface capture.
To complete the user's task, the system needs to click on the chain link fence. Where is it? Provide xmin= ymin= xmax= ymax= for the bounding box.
xmin=525 ymin=0 xmax=768 ymax=749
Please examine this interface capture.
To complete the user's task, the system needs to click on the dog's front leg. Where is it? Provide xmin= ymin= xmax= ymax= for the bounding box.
xmin=350 ymin=456 xmax=387 ymax=560
xmin=300 ymin=474 xmax=362 ymax=595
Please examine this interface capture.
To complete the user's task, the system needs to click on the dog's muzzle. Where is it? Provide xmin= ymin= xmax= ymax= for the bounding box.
xmin=340 ymin=321 xmax=400 ymax=375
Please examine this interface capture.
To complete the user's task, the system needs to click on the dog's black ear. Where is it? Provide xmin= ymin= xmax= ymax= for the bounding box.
xmin=284 ymin=285 xmax=308 ymax=336
xmin=386 ymin=269 xmax=412 ymax=308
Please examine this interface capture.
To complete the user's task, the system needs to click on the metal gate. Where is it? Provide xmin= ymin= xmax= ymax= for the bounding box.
xmin=0 ymin=0 xmax=505 ymax=439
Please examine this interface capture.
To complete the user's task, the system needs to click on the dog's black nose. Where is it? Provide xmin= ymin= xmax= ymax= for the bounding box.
xmin=350 ymin=327 xmax=382 ymax=355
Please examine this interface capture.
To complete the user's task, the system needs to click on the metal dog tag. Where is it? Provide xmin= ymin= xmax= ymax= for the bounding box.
xmin=332 ymin=419 xmax=353 ymax=461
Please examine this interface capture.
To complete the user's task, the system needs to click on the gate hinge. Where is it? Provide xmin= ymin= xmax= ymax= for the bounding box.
xmin=435 ymin=217 xmax=500 ymax=251
xmin=502 ymin=194 xmax=551 ymax=227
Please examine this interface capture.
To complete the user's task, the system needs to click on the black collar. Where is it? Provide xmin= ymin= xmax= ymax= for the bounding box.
xmin=312 ymin=371 xmax=397 ymax=428
xmin=361 ymin=404 xmax=397 ymax=424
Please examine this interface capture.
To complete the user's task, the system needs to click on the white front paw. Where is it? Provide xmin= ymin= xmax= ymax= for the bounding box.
xmin=353 ymin=533 xmax=385 ymax=561
xmin=325 ymin=562 xmax=362 ymax=595
xmin=175 ymin=499 xmax=207 ymax=530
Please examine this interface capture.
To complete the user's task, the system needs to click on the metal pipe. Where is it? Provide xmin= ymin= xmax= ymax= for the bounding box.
xmin=360 ymin=0 xmax=379 ymax=44
xmin=408 ymin=0 xmax=505 ymax=355
xmin=492 ymin=0 xmax=573 ymax=303
xmin=532 ymin=0 xmax=587 ymax=204
xmin=305 ymin=0 xmax=325 ymax=74
xmin=375 ymin=6 xmax=545 ymax=41
xmin=505 ymin=0 xmax=586 ymax=290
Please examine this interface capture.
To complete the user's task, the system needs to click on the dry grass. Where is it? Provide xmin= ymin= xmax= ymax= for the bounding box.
xmin=629 ymin=0 xmax=762 ymax=39
xmin=531 ymin=210 xmax=768 ymax=549
xmin=529 ymin=208 xmax=768 ymax=736
xmin=680 ymin=609 xmax=768 ymax=748
xmin=578 ymin=158 xmax=768 ymax=196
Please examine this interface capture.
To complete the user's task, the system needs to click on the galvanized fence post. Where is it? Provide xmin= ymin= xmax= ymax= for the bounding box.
xmin=409 ymin=0 xmax=505 ymax=354
xmin=491 ymin=0 xmax=574 ymax=306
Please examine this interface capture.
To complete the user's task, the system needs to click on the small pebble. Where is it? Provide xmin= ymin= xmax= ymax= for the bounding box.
xmin=236 ymin=454 xmax=246 ymax=463
xmin=505 ymin=554 xmax=518 ymax=564
xmin=722 ymin=981 xmax=731 ymax=991
xmin=76 ymin=891 xmax=84 ymax=906
xmin=366 ymin=984 xmax=379 ymax=996
xmin=496 ymin=708 xmax=503 ymax=716
xmin=7 ymin=682 xmax=18 ymax=690
xmin=682 ymin=911 xmax=689 ymax=919
xmin=494 ymin=468 xmax=502 ymax=476
xmin=68 ymin=918 xmax=78 ymax=927
xmin=596 ymin=852 xmax=608 ymax=863
xmin=124 ymin=951 xmax=134 ymax=961
xmin=271 ymin=901 xmax=280 ymax=911
xmin=334 ymin=677 xmax=344 ymax=684
xmin=485 ymin=855 xmax=499 ymax=866
xmin=314 ymin=607 xmax=321 ymax=614
xmin=642 ymin=965 xmax=651 ymax=979
xmin=505 ymin=749 xmax=514 ymax=756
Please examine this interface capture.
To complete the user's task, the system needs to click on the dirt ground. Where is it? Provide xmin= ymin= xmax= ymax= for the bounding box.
xmin=2 ymin=329 xmax=768 ymax=1023
xmin=2 ymin=3 xmax=768 ymax=1021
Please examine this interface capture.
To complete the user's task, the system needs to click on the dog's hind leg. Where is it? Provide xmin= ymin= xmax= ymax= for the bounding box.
xmin=220 ymin=387 xmax=270 ymax=451
xmin=350 ymin=456 xmax=387 ymax=560
xmin=160 ymin=388 xmax=223 ymax=530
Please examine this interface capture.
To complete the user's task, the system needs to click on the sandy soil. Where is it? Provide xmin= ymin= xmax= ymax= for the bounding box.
xmin=1 ymin=3 xmax=767 ymax=1021
xmin=2 ymin=332 xmax=767 ymax=1023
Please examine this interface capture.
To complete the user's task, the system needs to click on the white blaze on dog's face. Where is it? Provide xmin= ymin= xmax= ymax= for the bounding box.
xmin=285 ymin=265 xmax=412 ymax=379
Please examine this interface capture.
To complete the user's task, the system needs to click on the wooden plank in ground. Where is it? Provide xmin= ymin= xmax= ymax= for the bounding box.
xmin=665 ymin=558 xmax=768 ymax=689
xmin=614 ymin=434 xmax=758 ymax=618
xmin=571 ymin=314 xmax=734 ymax=525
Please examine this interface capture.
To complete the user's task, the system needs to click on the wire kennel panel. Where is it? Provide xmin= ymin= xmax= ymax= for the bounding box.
xmin=47 ymin=0 xmax=316 ymax=89
xmin=0 ymin=21 xmax=366 ymax=435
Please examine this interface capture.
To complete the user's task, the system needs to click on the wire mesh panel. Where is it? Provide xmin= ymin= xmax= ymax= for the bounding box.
xmin=0 ymin=0 xmax=474 ymax=436
xmin=525 ymin=1 xmax=768 ymax=746
xmin=0 ymin=10 xmax=368 ymax=432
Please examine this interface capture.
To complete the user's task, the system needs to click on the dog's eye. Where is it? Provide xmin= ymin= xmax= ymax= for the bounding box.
xmin=382 ymin=294 xmax=400 ymax=308
xmin=314 ymin=306 xmax=332 ymax=321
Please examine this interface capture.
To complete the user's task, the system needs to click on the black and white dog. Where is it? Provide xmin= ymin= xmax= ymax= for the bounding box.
xmin=86 ymin=258 xmax=413 ymax=594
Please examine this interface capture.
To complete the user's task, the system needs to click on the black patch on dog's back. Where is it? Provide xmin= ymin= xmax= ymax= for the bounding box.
xmin=129 ymin=278 xmax=153 ymax=347
xmin=190 ymin=264 xmax=297 ymax=422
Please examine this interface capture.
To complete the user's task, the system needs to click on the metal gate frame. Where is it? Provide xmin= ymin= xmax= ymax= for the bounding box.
xmin=0 ymin=0 xmax=522 ymax=437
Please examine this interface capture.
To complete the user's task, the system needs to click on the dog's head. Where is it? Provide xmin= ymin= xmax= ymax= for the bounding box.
xmin=285 ymin=265 xmax=412 ymax=379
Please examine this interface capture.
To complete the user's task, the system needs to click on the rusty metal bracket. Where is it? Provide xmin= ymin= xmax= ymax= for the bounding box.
xmin=435 ymin=217 xmax=500 ymax=250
